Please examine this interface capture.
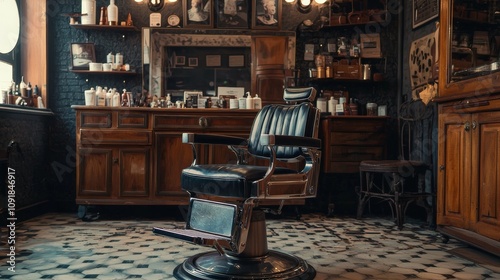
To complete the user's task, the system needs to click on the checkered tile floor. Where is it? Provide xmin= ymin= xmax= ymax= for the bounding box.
xmin=0 ymin=211 xmax=499 ymax=279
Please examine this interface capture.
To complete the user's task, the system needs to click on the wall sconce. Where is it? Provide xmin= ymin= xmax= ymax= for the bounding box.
xmin=288 ymin=0 xmax=328 ymax=13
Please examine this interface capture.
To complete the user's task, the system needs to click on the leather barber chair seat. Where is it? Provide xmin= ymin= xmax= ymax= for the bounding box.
xmin=153 ymin=87 xmax=321 ymax=280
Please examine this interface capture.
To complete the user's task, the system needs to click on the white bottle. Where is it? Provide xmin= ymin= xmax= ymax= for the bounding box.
xmin=115 ymin=53 xmax=123 ymax=66
xmin=107 ymin=52 xmax=114 ymax=64
xmin=97 ymin=88 xmax=106 ymax=106
xmin=245 ymin=92 xmax=254 ymax=109
xmin=253 ymin=94 xmax=262 ymax=110
xmin=317 ymin=95 xmax=327 ymax=113
xmin=107 ymin=0 xmax=118 ymax=25
xmin=84 ymin=87 xmax=96 ymax=106
xmin=328 ymin=97 xmax=338 ymax=115
xmin=112 ymin=91 xmax=120 ymax=107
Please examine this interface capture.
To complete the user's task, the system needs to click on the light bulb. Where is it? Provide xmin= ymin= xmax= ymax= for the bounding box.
xmin=300 ymin=0 xmax=311 ymax=6
xmin=135 ymin=0 xmax=143 ymax=2
xmin=285 ymin=0 xmax=294 ymax=3
xmin=315 ymin=0 xmax=327 ymax=3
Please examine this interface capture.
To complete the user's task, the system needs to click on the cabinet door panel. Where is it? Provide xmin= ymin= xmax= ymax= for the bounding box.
xmin=78 ymin=148 xmax=113 ymax=196
xmin=437 ymin=114 xmax=471 ymax=228
xmin=253 ymin=36 xmax=287 ymax=70
xmin=119 ymin=148 xmax=151 ymax=197
xmin=255 ymin=70 xmax=285 ymax=105
xmin=475 ymin=115 xmax=500 ymax=240
xmin=155 ymin=133 xmax=194 ymax=198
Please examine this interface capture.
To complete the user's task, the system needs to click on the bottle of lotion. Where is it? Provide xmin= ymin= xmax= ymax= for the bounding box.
xmin=253 ymin=94 xmax=262 ymax=109
xmin=245 ymin=92 xmax=254 ymax=109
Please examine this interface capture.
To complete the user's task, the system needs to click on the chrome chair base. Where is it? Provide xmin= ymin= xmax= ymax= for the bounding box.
xmin=174 ymin=250 xmax=316 ymax=280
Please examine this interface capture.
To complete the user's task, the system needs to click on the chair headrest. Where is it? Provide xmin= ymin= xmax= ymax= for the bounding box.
xmin=283 ymin=87 xmax=317 ymax=103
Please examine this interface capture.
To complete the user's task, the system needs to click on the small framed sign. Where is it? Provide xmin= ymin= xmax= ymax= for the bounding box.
xmin=70 ymin=43 xmax=95 ymax=70
xmin=412 ymin=0 xmax=439 ymax=29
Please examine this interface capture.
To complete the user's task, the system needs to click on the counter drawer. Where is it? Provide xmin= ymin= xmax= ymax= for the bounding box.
xmin=80 ymin=112 xmax=112 ymax=128
xmin=118 ymin=112 xmax=149 ymax=128
xmin=80 ymin=129 xmax=152 ymax=145
xmin=154 ymin=114 xmax=255 ymax=132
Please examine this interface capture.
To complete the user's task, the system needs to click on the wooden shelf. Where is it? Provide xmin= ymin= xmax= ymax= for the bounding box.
xmin=70 ymin=24 xmax=139 ymax=31
xmin=69 ymin=69 xmax=139 ymax=75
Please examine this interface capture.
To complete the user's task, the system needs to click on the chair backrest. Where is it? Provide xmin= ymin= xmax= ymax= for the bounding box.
xmin=247 ymin=87 xmax=319 ymax=159
xmin=398 ymin=99 xmax=435 ymax=162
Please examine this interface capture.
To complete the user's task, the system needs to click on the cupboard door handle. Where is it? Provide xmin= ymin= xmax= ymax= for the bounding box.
xmin=113 ymin=158 xmax=118 ymax=164
xmin=472 ymin=121 xmax=477 ymax=130
xmin=464 ymin=122 xmax=471 ymax=131
xmin=199 ymin=117 xmax=208 ymax=128
xmin=439 ymin=165 xmax=445 ymax=171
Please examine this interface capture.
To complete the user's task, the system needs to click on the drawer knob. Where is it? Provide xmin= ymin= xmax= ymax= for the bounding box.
xmin=199 ymin=117 xmax=208 ymax=128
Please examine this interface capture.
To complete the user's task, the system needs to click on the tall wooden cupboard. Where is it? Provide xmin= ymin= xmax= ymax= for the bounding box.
xmin=436 ymin=0 xmax=500 ymax=256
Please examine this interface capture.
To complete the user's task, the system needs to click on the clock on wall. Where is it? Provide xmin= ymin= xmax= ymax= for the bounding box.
xmin=167 ymin=14 xmax=181 ymax=27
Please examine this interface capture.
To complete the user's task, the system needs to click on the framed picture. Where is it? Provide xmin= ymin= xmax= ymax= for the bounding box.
xmin=206 ymin=55 xmax=221 ymax=67
xmin=183 ymin=0 xmax=213 ymax=28
xmin=251 ymin=0 xmax=281 ymax=30
xmin=228 ymin=55 xmax=245 ymax=67
xmin=216 ymin=0 xmax=248 ymax=28
xmin=175 ymin=56 xmax=186 ymax=66
xmin=184 ymin=90 xmax=203 ymax=108
xmin=188 ymin=57 xmax=199 ymax=67
xmin=412 ymin=0 xmax=439 ymax=29
xmin=70 ymin=43 xmax=95 ymax=70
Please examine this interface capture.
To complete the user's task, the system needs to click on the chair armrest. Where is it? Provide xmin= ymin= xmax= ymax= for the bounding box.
xmin=259 ymin=134 xmax=321 ymax=149
xmin=182 ymin=133 xmax=248 ymax=146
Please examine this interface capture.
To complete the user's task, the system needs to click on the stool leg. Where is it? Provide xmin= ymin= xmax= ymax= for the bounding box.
xmin=357 ymin=171 xmax=372 ymax=219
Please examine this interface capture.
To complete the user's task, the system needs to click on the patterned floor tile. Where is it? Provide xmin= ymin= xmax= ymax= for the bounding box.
xmin=0 ymin=212 xmax=499 ymax=280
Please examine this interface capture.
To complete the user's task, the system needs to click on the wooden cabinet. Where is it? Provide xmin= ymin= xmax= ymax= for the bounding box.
xmin=436 ymin=0 xmax=500 ymax=257
xmin=437 ymin=98 xmax=500 ymax=256
xmin=320 ymin=116 xmax=388 ymax=174
xmin=74 ymin=106 xmax=257 ymax=206
xmin=252 ymin=36 xmax=291 ymax=105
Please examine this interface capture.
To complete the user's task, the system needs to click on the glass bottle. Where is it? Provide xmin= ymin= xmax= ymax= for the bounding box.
xmin=107 ymin=0 xmax=118 ymax=25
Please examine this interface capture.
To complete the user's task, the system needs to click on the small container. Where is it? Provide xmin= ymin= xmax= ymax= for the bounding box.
xmin=317 ymin=66 xmax=325 ymax=78
xmin=366 ymin=103 xmax=378 ymax=116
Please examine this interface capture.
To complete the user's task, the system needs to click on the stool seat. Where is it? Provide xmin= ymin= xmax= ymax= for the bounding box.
xmin=359 ymin=160 xmax=428 ymax=173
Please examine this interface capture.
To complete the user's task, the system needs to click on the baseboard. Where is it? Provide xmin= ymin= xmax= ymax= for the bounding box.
xmin=0 ymin=200 xmax=52 ymax=225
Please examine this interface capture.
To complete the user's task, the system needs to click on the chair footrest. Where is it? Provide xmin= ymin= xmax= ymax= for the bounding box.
xmin=153 ymin=227 xmax=231 ymax=246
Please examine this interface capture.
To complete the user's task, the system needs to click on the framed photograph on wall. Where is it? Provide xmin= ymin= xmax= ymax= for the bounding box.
xmin=412 ymin=0 xmax=439 ymax=29
xmin=251 ymin=0 xmax=281 ymax=30
xmin=175 ymin=56 xmax=186 ymax=66
xmin=70 ymin=43 xmax=95 ymax=70
xmin=216 ymin=0 xmax=248 ymax=29
xmin=183 ymin=0 xmax=213 ymax=28
xmin=188 ymin=57 xmax=199 ymax=67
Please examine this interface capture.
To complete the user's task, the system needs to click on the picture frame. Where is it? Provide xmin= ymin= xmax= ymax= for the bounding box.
xmin=228 ymin=55 xmax=245 ymax=67
xmin=412 ymin=0 xmax=439 ymax=29
xmin=175 ymin=56 xmax=186 ymax=66
xmin=251 ymin=0 xmax=281 ymax=30
xmin=183 ymin=0 xmax=213 ymax=28
xmin=184 ymin=90 xmax=203 ymax=108
xmin=70 ymin=43 xmax=96 ymax=70
xmin=188 ymin=57 xmax=199 ymax=67
xmin=206 ymin=54 xmax=221 ymax=67
xmin=216 ymin=0 xmax=249 ymax=29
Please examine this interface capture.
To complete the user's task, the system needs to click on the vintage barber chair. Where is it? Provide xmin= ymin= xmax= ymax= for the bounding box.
xmin=153 ymin=87 xmax=321 ymax=279
xmin=357 ymin=98 xmax=435 ymax=229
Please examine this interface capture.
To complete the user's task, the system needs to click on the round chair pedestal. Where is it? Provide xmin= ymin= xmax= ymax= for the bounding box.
xmin=174 ymin=250 xmax=316 ymax=280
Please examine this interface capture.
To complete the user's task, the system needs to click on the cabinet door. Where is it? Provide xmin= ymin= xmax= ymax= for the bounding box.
xmin=437 ymin=113 xmax=472 ymax=228
xmin=77 ymin=147 xmax=113 ymax=197
xmin=118 ymin=147 xmax=151 ymax=197
xmin=252 ymin=36 xmax=288 ymax=104
xmin=473 ymin=112 xmax=500 ymax=240
xmin=154 ymin=132 xmax=193 ymax=200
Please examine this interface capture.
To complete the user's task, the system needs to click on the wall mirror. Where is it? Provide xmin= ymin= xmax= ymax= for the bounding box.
xmin=0 ymin=0 xmax=20 ymax=54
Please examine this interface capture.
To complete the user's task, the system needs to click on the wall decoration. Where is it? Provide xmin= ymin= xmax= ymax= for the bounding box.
xmin=70 ymin=43 xmax=95 ymax=70
xmin=184 ymin=0 xmax=213 ymax=28
xmin=184 ymin=90 xmax=203 ymax=108
xmin=175 ymin=56 xmax=186 ymax=66
xmin=188 ymin=57 xmax=199 ymax=67
xmin=412 ymin=0 xmax=439 ymax=29
xmin=216 ymin=0 xmax=248 ymax=28
xmin=228 ymin=55 xmax=245 ymax=67
xmin=206 ymin=54 xmax=221 ymax=67
xmin=251 ymin=0 xmax=281 ymax=29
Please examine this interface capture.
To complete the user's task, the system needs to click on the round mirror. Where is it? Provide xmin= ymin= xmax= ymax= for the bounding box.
xmin=0 ymin=0 xmax=20 ymax=54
